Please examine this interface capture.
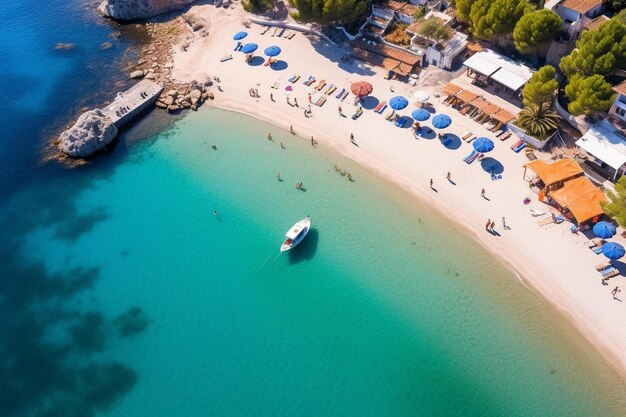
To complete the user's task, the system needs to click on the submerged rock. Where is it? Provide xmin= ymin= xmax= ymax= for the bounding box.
xmin=129 ymin=70 xmax=144 ymax=79
xmin=58 ymin=109 xmax=118 ymax=158
xmin=54 ymin=42 xmax=76 ymax=51
xmin=97 ymin=0 xmax=197 ymax=21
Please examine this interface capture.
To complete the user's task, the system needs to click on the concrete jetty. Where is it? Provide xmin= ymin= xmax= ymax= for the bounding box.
xmin=101 ymin=80 xmax=163 ymax=128
xmin=58 ymin=80 xmax=163 ymax=158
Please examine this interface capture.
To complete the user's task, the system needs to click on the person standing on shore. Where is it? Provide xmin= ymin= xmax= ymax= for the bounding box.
xmin=486 ymin=219 xmax=491 ymax=232
xmin=311 ymin=136 xmax=317 ymax=146
xmin=270 ymin=93 xmax=274 ymax=102
xmin=338 ymin=106 xmax=343 ymax=117
xmin=490 ymin=220 xmax=496 ymax=231
xmin=294 ymin=97 xmax=299 ymax=107
xmin=612 ymin=286 xmax=621 ymax=300
xmin=267 ymin=132 xmax=273 ymax=141
xmin=290 ymin=125 xmax=295 ymax=134
xmin=430 ymin=178 xmax=434 ymax=189
xmin=446 ymin=172 xmax=451 ymax=182
xmin=481 ymin=188 xmax=486 ymax=199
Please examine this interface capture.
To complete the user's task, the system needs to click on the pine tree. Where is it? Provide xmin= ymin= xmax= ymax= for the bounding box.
xmin=564 ymin=75 xmax=616 ymax=116
xmin=513 ymin=9 xmax=563 ymax=53
xmin=455 ymin=0 xmax=478 ymax=22
xmin=602 ymin=177 xmax=626 ymax=227
xmin=522 ymin=65 xmax=558 ymax=107
xmin=469 ymin=0 xmax=533 ymax=40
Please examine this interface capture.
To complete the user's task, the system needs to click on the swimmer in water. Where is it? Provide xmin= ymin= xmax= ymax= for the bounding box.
xmin=213 ymin=210 xmax=217 ymax=216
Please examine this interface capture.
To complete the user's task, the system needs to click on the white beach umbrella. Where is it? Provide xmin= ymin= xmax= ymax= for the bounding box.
xmin=413 ymin=90 xmax=430 ymax=103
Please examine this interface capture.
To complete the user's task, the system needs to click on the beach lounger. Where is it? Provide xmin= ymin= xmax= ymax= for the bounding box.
xmin=495 ymin=129 xmax=506 ymax=138
xmin=395 ymin=118 xmax=407 ymax=128
xmin=596 ymin=261 xmax=611 ymax=271
xmin=261 ymin=26 xmax=270 ymax=35
xmin=315 ymin=80 xmax=326 ymax=91
xmin=463 ymin=150 xmax=480 ymax=164
xmin=288 ymin=32 xmax=296 ymax=39
xmin=537 ymin=217 xmax=554 ymax=227
xmin=605 ymin=269 xmax=621 ymax=278
xmin=377 ymin=104 xmax=388 ymax=114
xmin=288 ymin=74 xmax=300 ymax=83
xmin=335 ymin=88 xmax=345 ymax=99
xmin=234 ymin=41 xmax=242 ymax=51
xmin=220 ymin=55 xmax=233 ymax=62
xmin=326 ymin=86 xmax=337 ymax=96
xmin=530 ymin=209 xmax=547 ymax=217
xmin=511 ymin=139 xmax=525 ymax=152
xmin=352 ymin=107 xmax=363 ymax=120
xmin=278 ymin=28 xmax=286 ymax=37
xmin=271 ymin=27 xmax=278 ymax=37
xmin=500 ymin=132 xmax=512 ymax=141
xmin=303 ymin=76 xmax=315 ymax=86
xmin=315 ymin=96 xmax=327 ymax=107
xmin=323 ymin=84 xmax=334 ymax=94
xmin=373 ymin=101 xmax=386 ymax=113
xmin=466 ymin=136 xmax=476 ymax=143
xmin=340 ymin=90 xmax=349 ymax=101
xmin=384 ymin=110 xmax=395 ymax=121
xmin=462 ymin=132 xmax=472 ymax=141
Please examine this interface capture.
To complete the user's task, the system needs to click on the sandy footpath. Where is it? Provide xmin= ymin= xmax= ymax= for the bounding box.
xmin=171 ymin=5 xmax=626 ymax=380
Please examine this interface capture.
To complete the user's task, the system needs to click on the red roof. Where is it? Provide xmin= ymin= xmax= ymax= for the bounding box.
xmin=561 ymin=0 xmax=604 ymax=14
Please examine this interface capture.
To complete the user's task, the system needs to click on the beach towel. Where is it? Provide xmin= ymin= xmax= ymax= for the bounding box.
xmin=335 ymin=88 xmax=345 ymax=99
xmin=463 ymin=150 xmax=479 ymax=163
xmin=511 ymin=139 xmax=525 ymax=152
xmin=373 ymin=101 xmax=386 ymax=112
xmin=530 ymin=209 xmax=546 ymax=217
xmin=537 ymin=217 xmax=554 ymax=226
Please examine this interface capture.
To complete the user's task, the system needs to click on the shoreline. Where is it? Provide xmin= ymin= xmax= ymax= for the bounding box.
xmin=208 ymin=95 xmax=626 ymax=381
xmin=89 ymin=3 xmax=626 ymax=384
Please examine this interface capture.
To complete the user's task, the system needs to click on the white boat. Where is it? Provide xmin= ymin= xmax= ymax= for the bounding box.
xmin=280 ymin=216 xmax=311 ymax=252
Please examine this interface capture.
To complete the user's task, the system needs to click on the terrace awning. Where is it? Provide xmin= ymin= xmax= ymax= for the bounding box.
xmin=456 ymin=90 xmax=478 ymax=103
xmin=490 ymin=68 xmax=527 ymax=91
xmin=483 ymin=103 xmax=501 ymax=115
xmin=524 ymin=158 xmax=584 ymax=187
xmin=548 ymin=176 xmax=607 ymax=223
xmin=463 ymin=53 xmax=499 ymax=77
xmin=470 ymin=97 xmax=490 ymax=111
xmin=443 ymin=82 xmax=462 ymax=95
xmin=492 ymin=109 xmax=515 ymax=123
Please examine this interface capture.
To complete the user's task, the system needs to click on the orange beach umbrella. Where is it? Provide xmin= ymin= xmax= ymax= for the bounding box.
xmin=351 ymin=81 xmax=373 ymax=98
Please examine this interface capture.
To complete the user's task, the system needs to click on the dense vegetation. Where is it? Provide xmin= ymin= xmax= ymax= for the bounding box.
xmin=243 ymin=0 xmax=274 ymax=13
xmin=417 ymin=18 xmax=451 ymax=42
xmin=513 ymin=9 xmax=563 ymax=53
xmin=602 ymin=177 xmax=626 ymax=228
xmin=291 ymin=0 xmax=368 ymax=24
xmin=564 ymin=75 xmax=616 ymax=116
xmin=516 ymin=103 xmax=560 ymax=139
xmin=522 ymin=65 xmax=558 ymax=108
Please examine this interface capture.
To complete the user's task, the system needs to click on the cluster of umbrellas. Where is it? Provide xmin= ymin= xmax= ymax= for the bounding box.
xmin=233 ymin=31 xmax=281 ymax=60
xmin=592 ymin=221 xmax=625 ymax=261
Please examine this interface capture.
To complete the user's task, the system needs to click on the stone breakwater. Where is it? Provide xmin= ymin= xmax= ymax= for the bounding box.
xmin=98 ymin=0 xmax=197 ymax=21
xmin=125 ymin=15 xmax=215 ymax=113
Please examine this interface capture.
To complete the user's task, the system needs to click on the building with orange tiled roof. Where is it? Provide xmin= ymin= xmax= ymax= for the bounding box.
xmin=544 ymin=0 xmax=607 ymax=41
xmin=610 ymin=80 xmax=626 ymax=123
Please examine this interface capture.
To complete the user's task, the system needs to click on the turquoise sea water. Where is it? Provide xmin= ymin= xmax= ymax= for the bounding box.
xmin=3 ymin=1 xmax=626 ymax=415
xmin=5 ymin=108 xmax=626 ymax=416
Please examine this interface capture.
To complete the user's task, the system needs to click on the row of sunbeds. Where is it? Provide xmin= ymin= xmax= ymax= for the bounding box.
xmin=260 ymin=26 xmax=297 ymax=39
xmin=287 ymin=75 xmax=350 ymax=107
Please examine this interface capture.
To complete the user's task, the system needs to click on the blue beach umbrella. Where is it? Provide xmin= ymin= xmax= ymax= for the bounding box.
xmin=241 ymin=43 xmax=258 ymax=54
xmin=411 ymin=108 xmax=430 ymax=121
xmin=472 ymin=137 xmax=495 ymax=153
xmin=233 ymin=31 xmax=248 ymax=40
xmin=602 ymin=242 xmax=625 ymax=260
xmin=389 ymin=96 xmax=409 ymax=110
xmin=432 ymin=114 xmax=452 ymax=129
xmin=593 ymin=221 xmax=616 ymax=239
xmin=264 ymin=46 xmax=281 ymax=57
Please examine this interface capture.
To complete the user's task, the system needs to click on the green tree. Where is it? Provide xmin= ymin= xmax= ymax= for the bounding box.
xmin=614 ymin=9 xmax=626 ymax=25
xmin=608 ymin=0 xmax=626 ymax=13
xmin=560 ymin=19 xmax=626 ymax=77
xmin=513 ymin=9 xmax=563 ymax=53
xmin=292 ymin=0 xmax=367 ymax=24
xmin=418 ymin=18 xmax=452 ymax=42
xmin=522 ymin=65 xmax=558 ymax=107
xmin=602 ymin=177 xmax=626 ymax=227
xmin=468 ymin=0 xmax=533 ymax=39
xmin=516 ymin=103 xmax=560 ymax=139
xmin=565 ymin=74 xmax=616 ymax=116
xmin=242 ymin=0 xmax=273 ymax=13
xmin=455 ymin=0 xmax=478 ymax=22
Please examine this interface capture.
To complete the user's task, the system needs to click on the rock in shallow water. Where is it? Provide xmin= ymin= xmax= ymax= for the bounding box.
xmin=58 ymin=110 xmax=118 ymax=158
xmin=129 ymin=70 xmax=144 ymax=79
xmin=97 ymin=0 xmax=197 ymax=20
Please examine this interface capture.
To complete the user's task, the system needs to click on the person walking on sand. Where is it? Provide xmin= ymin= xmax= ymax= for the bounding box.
xmin=311 ymin=136 xmax=317 ymax=146
xmin=485 ymin=219 xmax=491 ymax=232
xmin=481 ymin=188 xmax=486 ymax=198
xmin=280 ymin=142 xmax=286 ymax=149
xmin=308 ymin=94 xmax=312 ymax=103
xmin=446 ymin=172 xmax=451 ymax=181
xmin=290 ymin=125 xmax=295 ymax=134
xmin=338 ymin=106 xmax=343 ymax=117
xmin=430 ymin=178 xmax=434 ymax=189
xmin=294 ymin=98 xmax=299 ymax=107
xmin=270 ymin=93 xmax=275 ymax=102
xmin=612 ymin=286 xmax=620 ymax=299
xmin=502 ymin=216 xmax=509 ymax=230
xmin=267 ymin=132 xmax=273 ymax=141
xmin=490 ymin=220 xmax=496 ymax=231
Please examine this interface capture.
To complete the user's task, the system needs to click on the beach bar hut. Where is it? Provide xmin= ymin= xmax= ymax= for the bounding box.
xmin=547 ymin=176 xmax=607 ymax=224
xmin=523 ymin=158 xmax=584 ymax=192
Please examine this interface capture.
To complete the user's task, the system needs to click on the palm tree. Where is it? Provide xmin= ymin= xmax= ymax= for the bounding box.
xmin=516 ymin=103 xmax=560 ymax=139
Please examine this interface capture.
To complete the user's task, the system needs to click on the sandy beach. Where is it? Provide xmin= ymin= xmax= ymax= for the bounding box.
xmin=171 ymin=5 xmax=626 ymax=380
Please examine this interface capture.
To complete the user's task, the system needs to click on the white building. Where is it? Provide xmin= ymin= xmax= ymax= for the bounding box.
xmin=610 ymin=80 xmax=626 ymax=123
xmin=406 ymin=11 xmax=467 ymax=70
xmin=545 ymin=0 xmax=607 ymax=41
xmin=463 ymin=49 xmax=535 ymax=93
xmin=576 ymin=120 xmax=626 ymax=181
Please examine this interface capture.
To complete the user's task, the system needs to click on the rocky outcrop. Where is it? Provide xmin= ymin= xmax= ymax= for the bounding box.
xmin=155 ymin=78 xmax=213 ymax=112
xmin=58 ymin=110 xmax=118 ymax=158
xmin=97 ymin=0 xmax=197 ymax=20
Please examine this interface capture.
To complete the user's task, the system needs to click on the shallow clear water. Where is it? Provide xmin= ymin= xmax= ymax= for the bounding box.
xmin=4 ymin=108 xmax=626 ymax=416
